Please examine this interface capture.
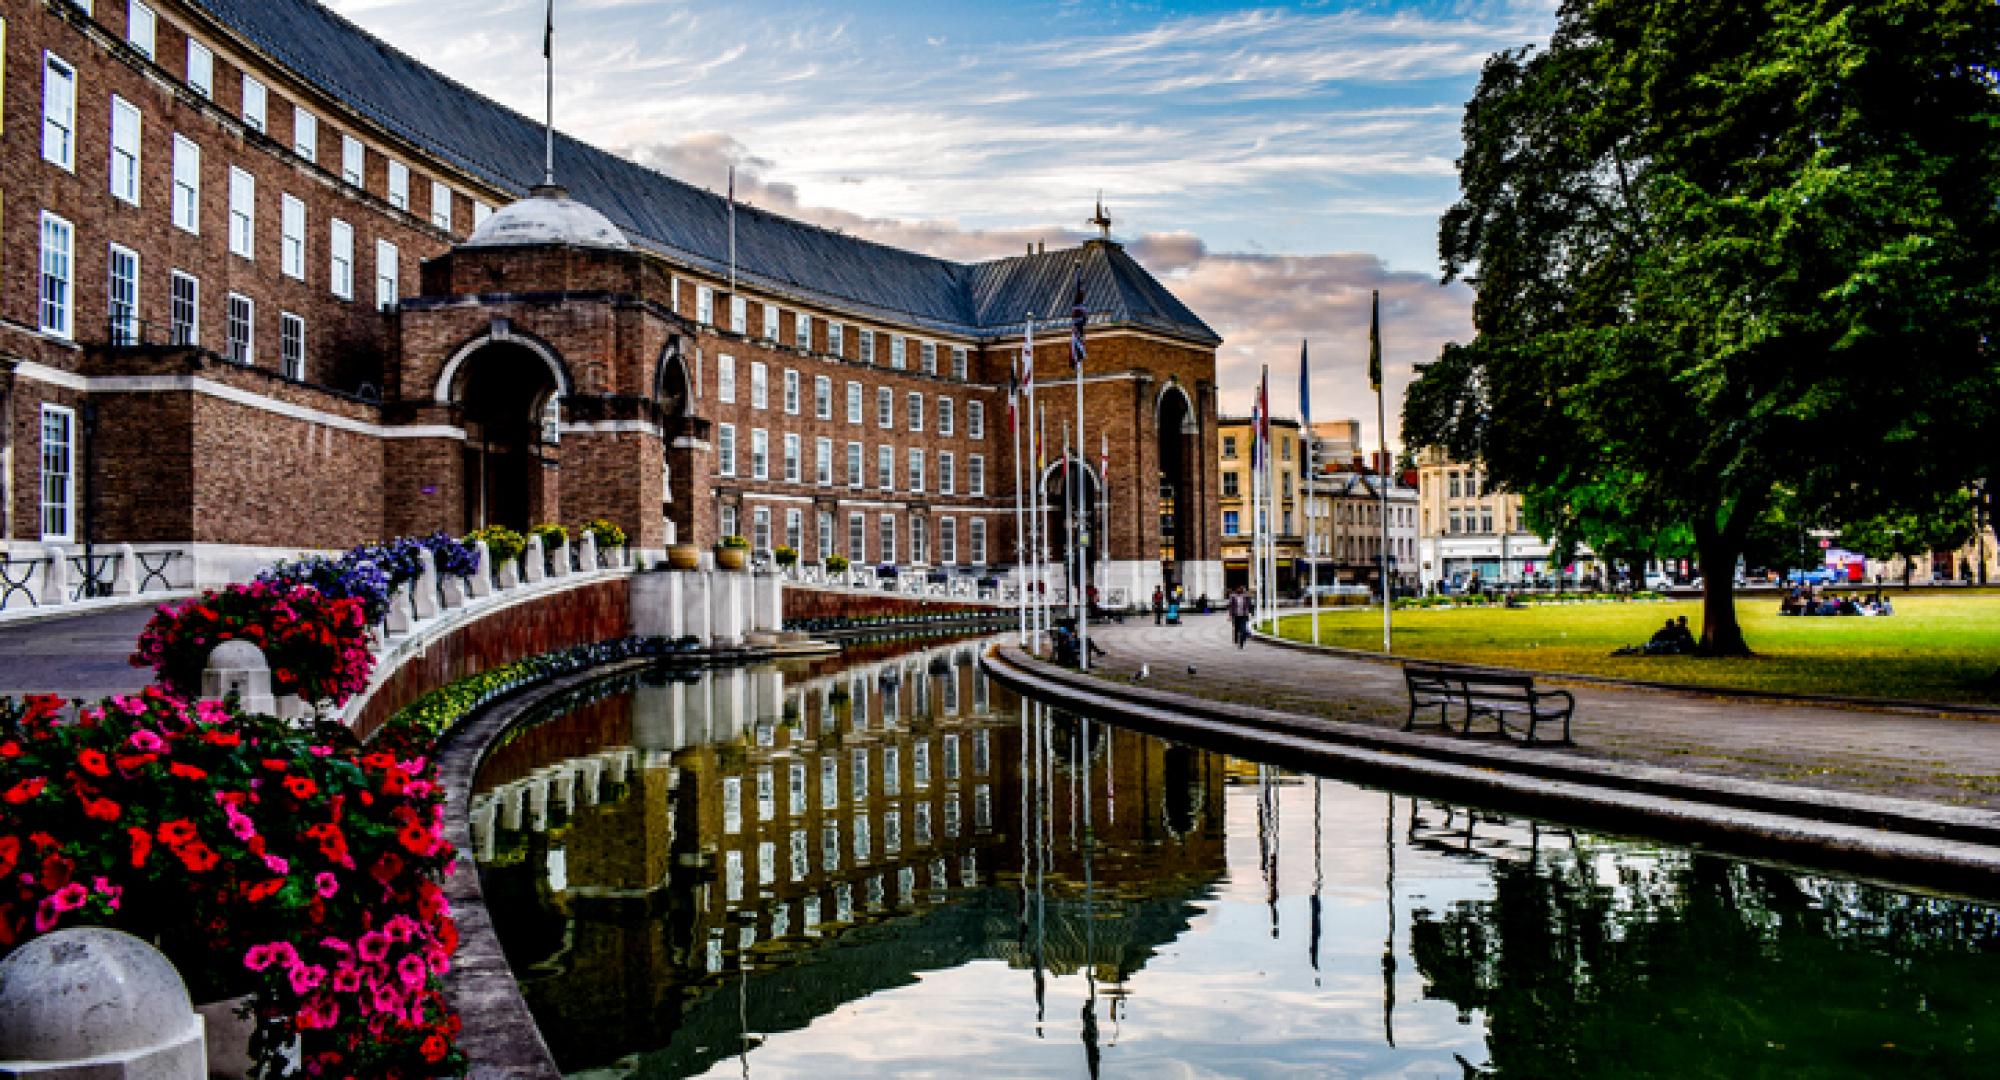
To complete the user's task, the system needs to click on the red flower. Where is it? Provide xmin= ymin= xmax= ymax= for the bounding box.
xmin=3 ymin=777 xmax=46 ymax=804
xmin=244 ymin=879 xmax=285 ymax=903
xmin=261 ymin=758 xmax=290 ymax=773
xmin=370 ymin=852 xmax=405 ymax=884
xmin=175 ymin=841 xmax=219 ymax=873
xmin=158 ymin=819 xmax=198 ymax=847
xmin=420 ymin=1034 xmax=448 ymax=1063
xmin=203 ymin=730 xmax=241 ymax=748
xmin=0 ymin=836 xmax=19 ymax=878
xmin=397 ymin=822 xmax=434 ymax=856
xmin=168 ymin=762 xmax=208 ymax=780
xmin=81 ymin=796 xmax=122 ymax=822
xmin=40 ymin=853 xmax=75 ymax=891
xmin=114 ymin=753 xmax=157 ymax=772
xmin=127 ymin=827 xmax=152 ymax=868
xmin=284 ymin=775 xmax=319 ymax=800
xmin=77 ymin=749 xmax=110 ymax=777
xmin=0 ymin=740 xmax=19 ymax=758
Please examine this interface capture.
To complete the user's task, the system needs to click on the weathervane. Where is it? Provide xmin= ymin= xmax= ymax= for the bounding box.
xmin=1088 ymin=192 xmax=1112 ymax=241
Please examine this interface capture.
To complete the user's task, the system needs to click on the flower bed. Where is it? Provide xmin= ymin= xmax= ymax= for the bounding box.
xmin=132 ymin=581 xmax=375 ymax=704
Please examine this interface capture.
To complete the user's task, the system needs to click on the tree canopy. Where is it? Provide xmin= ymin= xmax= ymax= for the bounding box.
xmin=1405 ymin=0 xmax=2000 ymax=652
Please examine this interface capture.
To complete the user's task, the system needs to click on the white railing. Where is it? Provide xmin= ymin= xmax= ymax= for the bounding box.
xmin=0 ymin=542 xmax=195 ymax=621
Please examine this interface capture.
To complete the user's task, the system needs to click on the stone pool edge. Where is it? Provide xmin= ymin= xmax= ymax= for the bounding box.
xmin=982 ymin=645 xmax=2000 ymax=899
xmin=436 ymin=658 xmax=657 ymax=1079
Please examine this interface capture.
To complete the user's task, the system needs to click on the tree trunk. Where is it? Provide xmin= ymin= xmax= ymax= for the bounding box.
xmin=1692 ymin=518 xmax=1751 ymax=657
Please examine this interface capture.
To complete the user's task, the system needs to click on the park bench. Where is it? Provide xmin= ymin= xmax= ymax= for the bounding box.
xmin=1402 ymin=663 xmax=1576 ymax=746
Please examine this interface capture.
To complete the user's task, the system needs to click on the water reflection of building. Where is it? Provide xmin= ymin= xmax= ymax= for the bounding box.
xmin=469 ymin=641 xmax=1228 ymax=1075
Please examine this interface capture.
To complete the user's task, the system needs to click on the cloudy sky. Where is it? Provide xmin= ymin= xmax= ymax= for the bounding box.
xmin=325 ymin=0 xmax=1557 ymax=446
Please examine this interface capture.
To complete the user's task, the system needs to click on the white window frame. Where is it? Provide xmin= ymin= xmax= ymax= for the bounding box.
xmin=880 ymin=515 xmax=897 ymax=564
xmin=859 ymin=328 xmax=876 ymax=364
xmin=718 ymin=354 xmax=737 ymax=403
xmin=908 ymin=448 xmax=926 ymax=494
xmin=970 ymin=519 xmax=988 ymax=565
xmin=939 ymin=451 xmax=955 ymax=496
xmin=241 ymin=75 xmax=266 ymax=132
xmin=228 ymin=166 xmax=256 ymax=259
xmin=186 ymin=40 xmax=213 ymax=98
xmin=109 ymin=96 xmax=141 ymax=204
xmin=374 ymin=239 xmax=398 ymax=310
xmin=763 ymin=302 xmax=780 ymax=342
xmin=784 ymin=432 xmax=801 ymax=484
xmin=753 ymin=507 xmax=773 ymax=554
xmin=846 ymin=381 xmax=863 ymax=424
xmin=43 ymin=52 xmax=77 ymax=171
xmin=890 ymin=335 xmax=906 ymax=370
xmin=750 ymin=361 xmax=768 ymax=409
xmin=951 ymin=346 xmax=968 ymax=380
xmin=816 ymin=437 xmax=833 ymax=486
xmin=786 ymin=507 xmax=804 ymax=552
xmin=783 ymin=369 xmax=800 ymax=415
xmin=473 ymin=200 xmax=493 ymax=227
xmin=876 ymin=386 xmax=893 ymax=429
xmin=730 ymin=295 xmax=748 ymax=335
xmin=829 ymin=322 xmax=844 ymax=357
xmin=938 ymin=397 xmax=954 ymax=437
xmin=39 ymin=212 xmax=74 ymax=339
xmin=430 ymin=181 xmax=452 ymax=230
xmin=940 ymin=518 xmax=957 ymax=565
xmin=818 ymin=511 xmax=834 ymax=560
xmin=293 ymin=108 xmax=317 ymax=162
xmin=969 ymin=454 xmax=986 ymax=497
xmin=877 ymin=445 xmax=894 ymax=492
xmin=968 ymin=401 xmax=986 ymax=440
xmin=329 ymin=219 xmax=354 ymax=299
xmin=847 ymin=441 xmax=863 ymax=489
xmin=225 ymin=292 xmax=254 ymax=364
xmin=39 ymin=405 xmax=76 ymax=543
xmin=280 ymin=311 xmax=306 ymax=380
xmin=281 ymin=195 xmax=306 ymax=280
xmin=795 ymin=311 xmax=811 ymax=351
xmin=697 ymin=285 xmax=715 ymax=326
xmin=169 ymin=270 xmax=199 ymax=346
xmin=341 ymin=134 xmax=364 ymax=186
xmin=127 ymin=3 xmax=157 ymax=59
xmin=107 ymin=243 xmax=140 ymax=345
xmin=172 ymin=134 xmax=200 ymax=234
xmin=751 ymin=428 xmax=769 ymax=481
xmin=920 ymin=341 xmax=937 ymax=375
xmin=907 ymin=391 xmax=924 ymax=433
xmin=718 ymin=423 xmax=738 ymax=477
xmin=386 ymin=160 xmax=409 ymax=210
xmin=848 ymin=512 xmax=866 ymax=563
xmin=720 ymin=504 xmax=738 ymax=541
xmin=815 ymin=375 xmax=832 ymax=420
xmin=911 ymin=516 xmax=927 ymax=566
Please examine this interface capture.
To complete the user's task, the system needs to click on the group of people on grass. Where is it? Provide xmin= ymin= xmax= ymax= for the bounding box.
xmin=1612 ymin=615 xmax=1702 ymax=656
xmin=1781 ymin=587 xmax=1895 ymax=617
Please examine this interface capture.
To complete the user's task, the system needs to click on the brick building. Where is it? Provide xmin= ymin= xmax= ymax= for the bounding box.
xmin=1 ymin=0 xmax=1222 ymax=598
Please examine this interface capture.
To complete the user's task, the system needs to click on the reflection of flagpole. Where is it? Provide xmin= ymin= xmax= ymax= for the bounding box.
xmin=1013 ymin=326 xmax=1029 ymax=647
xmin=1383 ymin=791 xmax=1398 ymax=1047
xmin=1033 ymin=702 xmax=1048 ymax=1029
xmin=1081 ymin=715 xmax=1101 ymax=1079
xmin=1309 ymin=779 xmax=1323 ymax=981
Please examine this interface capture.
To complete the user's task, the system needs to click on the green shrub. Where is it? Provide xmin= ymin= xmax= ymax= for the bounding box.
xmin=529 ymin=523 xmax=569 ymax=551
xmin=774 ymin=545 xmax=799 ymax=567
xmin=465 ymin=525 xmax=526 ymax=568
xmin=824 ymin=553 xmax=851 ymax=573
xmin=579 ymin=518 xmax=627 ymax=549
xmin=719 ymin=534 xmax=751 ymax=550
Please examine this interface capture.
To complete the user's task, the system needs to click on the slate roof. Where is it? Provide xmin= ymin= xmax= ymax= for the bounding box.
xmin=185 ymin=0 xmax=1220 ymax=347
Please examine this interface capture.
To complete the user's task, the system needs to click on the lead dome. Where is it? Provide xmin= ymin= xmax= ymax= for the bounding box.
xmin=461 ymin=183 xmax=632 ymax=251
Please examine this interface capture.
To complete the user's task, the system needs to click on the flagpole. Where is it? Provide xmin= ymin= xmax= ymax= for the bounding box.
xmin=1073 ymin=268 xmax=1091 ymax=672
xmin=1013 ymin=382 xmax=1026 ymax=646
xmin=1098 ymin=432 xmax=1109 ymax=612
xmin=1371 ymin=290 xmax=1393 ymax=653
xmin=727 ymin=166 xmax=737 ymax=293
xmin=1250 ymin=392 xmax=1263 ymax=626
xmin=542 ymin=0 xmax=556 ymax=187
xmin=1037 ymin=399 xmax=1051 ymax=648
xmin=1304 ymin=343 xmax=1320 ymax=647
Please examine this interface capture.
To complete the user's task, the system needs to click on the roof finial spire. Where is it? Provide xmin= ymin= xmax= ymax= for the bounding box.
xmin=541 ymin=0 xmax=556 ymax=189
xmin=1088 ymin=192 xmax=1112 ymax=242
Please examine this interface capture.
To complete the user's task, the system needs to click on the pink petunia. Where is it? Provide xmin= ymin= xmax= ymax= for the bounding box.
xmin=331 ymin=963 xmax=363 ymax=993
xmin=127 ymin=729 xmax=166 ymax=752
xmin=356 ymin=931 xmax=390 ymax=963
xmin=314 ymin=872 xmax=339 ymax=898
xmin=263 ymin=854 xmax=290 ymax=876
xmin=50 ymin=883 xmax=89 ymax=913
xmin=287 ymin=963 xmax=327 ymax=995
xmin=396 ymin=953 xmax=428 ymax=991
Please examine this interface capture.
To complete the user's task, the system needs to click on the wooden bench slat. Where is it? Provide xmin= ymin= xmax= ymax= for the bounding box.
xmin=1401 ymin=663 xmax=1574 ymax=746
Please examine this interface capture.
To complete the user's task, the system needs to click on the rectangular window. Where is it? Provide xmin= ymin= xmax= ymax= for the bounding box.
xmin=718 ymin=424 xmax=737 ymax=476
xmin=280 ymin=312 xmax=305 ymax=380
xmin=720 ymin=504 xmax=737 ymax=541
xmin=814 ymin=375 xmax=832 ymax=419
xmin=795 ymin=311 xmax=811 ymax=351
xmin=718 ymin=355 xmax=736 ymax=403
xmin=172 ymin=135 xmax=200 ymax=233
xmin=107 ymin=244 xmax=139 ymax=345
xmin=109 ymin=96 xmax=141 ymax=204
xmin=762 ymin=302 xmax=779 ymax=341
xmin=970 ymin=519 xmax=987 ymax=564
xmin=890 ymin=336 xmax=906 ymax=370
xmin=753 ymin=507 xmax=772 ymax=553
xmin=127 ymin=3 xmax=157 ymax=58
xmin=940 ymin=518 xmax=957 ymax=564
xmin=939 ymin=451 xmax=955 ymax=496
xmin=846 ymin=381 xmax=863 ymax=424
xmin=730 ymin=295 xmax=747 ymax=335
xmin=329 ymin=219 xmax=353 ymax=299
xmin=1223 ymin=435 xmax=1238 ymax=459
xmin=815 ymin=437 xmax=832 ymax=486
xmin=907 ymin=392 xmax=924 ymax=432
xmin=169 ymin=270 xmax=198 ymax=345
xmin=880 ymin=516 xmax=897 ymax=564
xmin=228 ymin=167 xmax=256 ymax=258
xmin=40 ymin=405 xmax=75 ymax=542
xmin=341 ymin=135 xmax=364 ymax=186
xmin=1222 ymin=472 xmax=1239 ymax=497
xmin=877 ymin=445 xmax=893 ymax=491
xmin=859 ymin=329 xmax=876 ymax=365
xmin=241 ymin=75 xmax=266 ymax=132
xmin=429 ymin=181 xmax=452 ymax=230
xmin=829 ymin=322 xmax=845 ymax=358
xmin=1224 ymin=510 xmax=1240 ymax=536
xmin=697 ymin=286 xmax=714 ymax=326
xmin=281 ymin=195 xmax=305 ymax=279
xmin=225 ymin=292 xmax=253 ymax=364
xmin=386 ymin=160 xmax=409 ymax=210
xmin=375 ymin=240 xmax=398 ymax=309
xmin=473 ymin=200 xmax=493 ymax=227
xmin=967 ymin=401 xmax=985 ymax=439
xmin=969 ymin=455 xmax=985 ymax=497
xmin=951 ymin=346 xmax=968 ymax=380
xmin=876 ymin=387 xmax=893 ymax=429
xmin=41 ymin=51 xmax=77 ymax=167
xmin=783 ymin=369 xmax=800 ymax=414
xmin=293 ymin=108 xmax=317 ymax=162
xmin=750 ymin=362 xmax=768 ymax=409
xmin=911 ymin=516 xmax=927 ymax=565
xmin=786 ymin=507 xmax=803 ymax=552
xmin=919 ymin=340 xmax=936 ymax=375
xmin=938 ymin=397 xmax=954 ymax=437
xmin=846 ymin=441 xmax=863 ymax=489
xmin=39 ymin=212 xmax=73 ymax=339
xmin=818 ymin=512 xmax=834 ymax=560
xmin=849 ymin=512 xmax=867 ymax=563
xmin=783 ymin=432 xmax=800 ymax=483
xmin=908 ymin=448 xmax=925 ymax=493
xmin=186 ymin=40 xmax=213 ymax=98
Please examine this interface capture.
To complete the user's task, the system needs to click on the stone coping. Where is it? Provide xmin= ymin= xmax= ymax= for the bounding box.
xmin=983 ymin=644 xmax=2000 ymax=899
xmin=1248 ymin=618 xmax=2000 ymax=719
xmin=0 ymin=590 xmax=195 ymax=627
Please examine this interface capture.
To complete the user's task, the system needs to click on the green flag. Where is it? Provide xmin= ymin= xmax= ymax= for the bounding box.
xmin=1368 ymin=290 xmax=1382 ymax=392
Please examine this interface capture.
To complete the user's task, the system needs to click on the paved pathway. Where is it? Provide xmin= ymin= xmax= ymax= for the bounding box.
xmin=1082 ymin=613 xmax=2000 ymax=810
xmin=0 ymin=605 xmax=161 ymax=701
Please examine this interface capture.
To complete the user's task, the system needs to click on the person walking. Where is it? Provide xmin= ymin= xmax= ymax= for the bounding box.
xmin=1152 ymin=585 xmax=1165 ymax=625
xmin=1227 ymin=585 xmax=1254 ymax=649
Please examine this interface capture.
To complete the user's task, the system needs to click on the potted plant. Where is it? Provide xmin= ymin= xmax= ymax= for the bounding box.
xmin=824 ymin=553 xmax=850 ymax=576
xmin=715 ymin=534 xmax=751 ymax=571
xmin=529 ymin=523 xmax=569 ymax=572
xmin=466 ymin=525 xmax=527 ymax=586
xmin=774 ymin=545 xmax=799 ymax=569
xmin=579 ymin=518 xmax=627 ymax=566
xmin=666 ymin=541 xmax=702 ymax=571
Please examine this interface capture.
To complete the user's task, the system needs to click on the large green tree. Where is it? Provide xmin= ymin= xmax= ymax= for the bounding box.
xmin=1405 ymin=0 xmax=2000 ymax=653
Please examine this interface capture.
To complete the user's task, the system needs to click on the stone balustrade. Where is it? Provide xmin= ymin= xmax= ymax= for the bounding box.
xmin=0 ymin=542 xmax=195 ymax=622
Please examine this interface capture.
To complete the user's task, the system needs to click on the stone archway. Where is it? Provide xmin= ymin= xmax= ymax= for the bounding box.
xmin=1040 ymin=457 xmax=1102 ymax=593
xmin=1155 ymin=382 xmax=1199 ymax=589
xmin=451 ymin=342 xmax=563 ymax=532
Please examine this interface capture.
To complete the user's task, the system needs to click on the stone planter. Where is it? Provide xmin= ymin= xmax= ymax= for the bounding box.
xmin=714 ymin=546 xmax=749 ymax=572
xmin=667 ymin=543 xmax=702 ymax=571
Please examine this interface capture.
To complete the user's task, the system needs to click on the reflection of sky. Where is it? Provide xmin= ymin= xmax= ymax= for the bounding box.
xmin=688 ymin=778 xmax=1496 ymax=1078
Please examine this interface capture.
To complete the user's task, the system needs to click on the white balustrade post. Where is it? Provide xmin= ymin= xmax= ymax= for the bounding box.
xmin=40 ymin=546 xmax=69 ymax=607
xmin=201 ymin=640 xmax=277 ymax=716
xmin=0 ymin=928 xmax=208 ymax=1078
xmin=111 ymin=543 xmax=140 ymax=596
xmin=385 ymin=584 xmax=414 ymax=636
xmin=523 ymin=536 xmax=547 ymax=584
xmin=413 ymin=549 xmax=442 ymax=620
xmin=468 ymin=540 xmax=495 ymax=597
xmin=578 ymin=532 xmax=599 ymax=572
xmin=550 ymin=538 xmax=572 ymax=579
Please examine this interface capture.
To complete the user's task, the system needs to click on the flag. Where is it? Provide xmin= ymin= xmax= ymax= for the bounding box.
xmin=1021 ymin=321 xmax=1035 ymax=398
xmin=1012 ymin=322 xmax=1033 ymax=432
xmin=1368 ymin=290 xmax=1382 ymax=392
xmin=1099 ymin=432 xmax=1108 ymax=490
xmin=1250 ymin=379 xmax=1265 ymax=472
xmin=1298 ymin=339 xmax=1312 ymax=429
xmin=1070 ymin=265 xmax=1087 ymax=369
xmin=544 ymin=0 xmax=554 ymax=59
xmin=1256 ymin=367 xmax=1271 ymax=471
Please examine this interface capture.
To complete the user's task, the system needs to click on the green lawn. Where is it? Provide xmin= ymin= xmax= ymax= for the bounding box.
xmin=1273 ymin=593 xmax=2000 ymax=704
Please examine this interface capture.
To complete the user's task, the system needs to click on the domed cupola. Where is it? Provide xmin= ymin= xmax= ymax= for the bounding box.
xmin=461 ymin=183 xmax=631 ymax=252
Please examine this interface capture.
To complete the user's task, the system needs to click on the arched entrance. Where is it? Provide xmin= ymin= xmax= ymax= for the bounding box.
xmin=1156 ymin=383 xmax=1198 ymax=590
xmin=449 ymin=342 xmax=564 ymax=532
xmin=1040 ymin=458 xmax=1101 ymax=595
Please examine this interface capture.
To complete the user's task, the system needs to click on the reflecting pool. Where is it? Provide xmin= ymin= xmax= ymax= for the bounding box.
xmin=469 ymin=639 xmax=2000 ymax=1078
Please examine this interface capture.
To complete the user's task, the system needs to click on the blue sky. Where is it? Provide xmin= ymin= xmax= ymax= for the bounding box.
xmin=326 ymin=0 xmax=1557 ymax=443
